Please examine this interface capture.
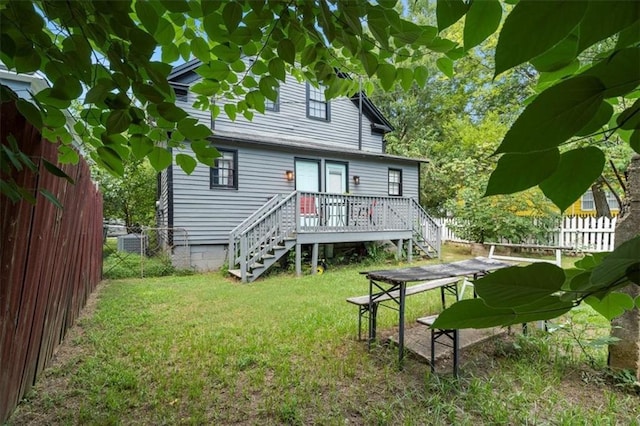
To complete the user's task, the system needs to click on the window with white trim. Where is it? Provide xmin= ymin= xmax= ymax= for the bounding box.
xmin=388 ymin=168 xmax=402 ymax=196
xmin=210 ymin=150 xmax=237 ymax=189
xmin=582 ymin=190 xmax=620 ymax=211
xmin=306 ymin=83 xmax=329 ymax=121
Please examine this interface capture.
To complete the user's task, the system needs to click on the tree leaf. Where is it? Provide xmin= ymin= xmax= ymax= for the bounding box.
xmin=436 ymin=57 xmax=453 ymax=78
xmin=495 ymin=0 xmax=587 ymax=76
xmin=268 ymin=57 xmax=286 ymax=82
xmin=42 ymin=159 xmax=74 ymax=183
xmin=105 ymin=109 xmax=132 ymax=134
xmin=577 ymin=1 xmax=640 ymax=54
xmin=16 ymin=99 xmax=43 ymax=129
xmin=436 ymin=0 xmax=468 ymax=31
xmin=359 ymin=51 xmax=378 ymax=77
xmin=376 ymin=63 xmax=396 ymax=91
xmin=96 ymin=146 xmax=125 ymax=176
xmin=616 ymin=98 xmax=640 ymax=130
xmin=590 ymin=237 xmax=640 ymax=290
xmin=39 ymin=189 xmax=63 ymax=209
xmin=582 ymin=48 xmax=640 ymax=98
xmin=222 ymin=1 xmax=243 ymax=33
xmin=485 ymin=149 xmax=559 ymax=196
xmin=575 ymin=101 xmax=614 ymax=137
xmin=463 ymin=0 xmax=502 ymax=51
xmin=176 ymin=153 xmax=197 ymax=175
xmin=475 ymin=263 xmax=566 ymax=308
xmin=224 ymin=103 xmax=237 ymax=121
xmin=177 ymin=117 xmax=212 ymax=140
xmin=148 ymin=146 xmax=173 ymax=171
xmin=414 ymin=65 xmax=428 ymax=87
xmin=530 ymin=31 xmax=579 ymax=73
xmin=277 ymin=39 xmax=295 ymax=66
xmin=539 ymin=147 xmax=605 ymax=212
xmin=130 ymin=134 xmax=154 ymax=160
xmin=191 ymin=36 xmax=210 ymax=62
xmin=156 ymin=102 xmax=187 ymax=122
xmin=495 ymin=76 xmax=605 ymax=154
xmin=585 ymin=292 xmax=636 ymax=321
xmin=58 ymin=145 xmax=79 ymax=165
xmin=397 ymin=68 xmax=413 ymax=92
xmin=432 ymin=298 xmax=515 ymax=329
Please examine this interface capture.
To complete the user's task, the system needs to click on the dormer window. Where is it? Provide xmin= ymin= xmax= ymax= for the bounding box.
xmin=306 ymin=83 xmax=330 ymax=121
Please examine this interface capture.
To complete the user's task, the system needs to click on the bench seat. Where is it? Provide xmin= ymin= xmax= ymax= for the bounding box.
xmin=346 ymin=276 xmax=462 ymax=307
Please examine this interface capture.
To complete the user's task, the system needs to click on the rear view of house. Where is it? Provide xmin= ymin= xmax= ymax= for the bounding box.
xmin=157 ymin=60 xmax=440 ymax=282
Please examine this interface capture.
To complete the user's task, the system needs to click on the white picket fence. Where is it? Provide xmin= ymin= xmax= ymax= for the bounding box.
xmin=437 ymin=216 xmax=617 ymax=252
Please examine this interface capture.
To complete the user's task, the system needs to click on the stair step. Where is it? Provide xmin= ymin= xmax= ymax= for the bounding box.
xmin=228 ymin=269 xmax=253 ymax=279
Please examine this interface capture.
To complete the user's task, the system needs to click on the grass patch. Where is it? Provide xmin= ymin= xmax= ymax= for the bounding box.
xmin=9 ymin=244 xmax=640 ymax=424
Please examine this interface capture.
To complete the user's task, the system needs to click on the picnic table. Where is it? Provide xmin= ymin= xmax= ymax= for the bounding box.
xmin=356 ymin=257 xmax=512 ymax=368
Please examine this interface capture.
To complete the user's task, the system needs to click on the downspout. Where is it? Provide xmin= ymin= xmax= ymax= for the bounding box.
xmin=358 ymin=76 xmax=362 ymax=151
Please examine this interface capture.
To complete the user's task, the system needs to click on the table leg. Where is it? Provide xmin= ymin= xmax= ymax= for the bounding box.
xmin=398 ymin=282 xmax=406 ymax=369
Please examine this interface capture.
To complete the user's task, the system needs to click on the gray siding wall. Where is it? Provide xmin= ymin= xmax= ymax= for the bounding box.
xmin=171 ymin=143 xmax=419 ymax=245
xmin=157 ymin=168 xmax=170 ymax=228
xmin=177 ymin=76 xmax=384 ymax=153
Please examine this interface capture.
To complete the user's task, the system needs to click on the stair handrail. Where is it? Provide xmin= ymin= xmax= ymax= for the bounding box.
xmin=410 ymin=198 xmax=441 ymax=257
xmin=228 ymin=193 xmax=284 ymax=265
xmin=233 ymin=191 xmax=298 ymax=282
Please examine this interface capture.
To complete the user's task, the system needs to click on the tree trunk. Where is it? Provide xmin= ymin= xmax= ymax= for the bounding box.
xmin=609 ymin=154 xmax=640 ymax=380
xmin=591 ymin=176 xmax=612 ymax=218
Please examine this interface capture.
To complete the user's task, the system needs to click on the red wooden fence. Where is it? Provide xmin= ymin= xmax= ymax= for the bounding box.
xmin=0 ymin=101 xmax=103 ymax=423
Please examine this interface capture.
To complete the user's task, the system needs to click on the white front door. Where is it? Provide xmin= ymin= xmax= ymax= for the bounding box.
xmin=325 ymin=162 xmax=347 ymax=226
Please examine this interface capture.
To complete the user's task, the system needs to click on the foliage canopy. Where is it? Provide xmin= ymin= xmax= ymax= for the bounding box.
xmin=0 ymin=0 xmax=638 ymax=325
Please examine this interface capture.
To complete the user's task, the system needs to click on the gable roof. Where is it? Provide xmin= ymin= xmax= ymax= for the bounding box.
xmin=168 ymin=59 xmax=394 ymax=133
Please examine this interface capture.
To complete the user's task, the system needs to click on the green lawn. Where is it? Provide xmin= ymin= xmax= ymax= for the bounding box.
xmin=10 ymin=244 xmax=640 ymax=425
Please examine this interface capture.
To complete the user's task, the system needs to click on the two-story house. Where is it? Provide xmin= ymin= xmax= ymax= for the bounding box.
xmin=157 ymin=59 xmax=440 ymax=282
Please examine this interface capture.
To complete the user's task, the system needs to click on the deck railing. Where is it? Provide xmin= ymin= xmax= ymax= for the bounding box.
xmin=229 ymin=191 xmax=441 ymax=280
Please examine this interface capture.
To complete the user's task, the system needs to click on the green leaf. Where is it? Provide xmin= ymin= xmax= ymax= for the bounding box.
xmin=191 ymin=36 xmax=210 ymax=62
xmin=397 ymin=68 xmax=413 ymax=91
xmin=222 ymin=2 xmax=243 ymax=33
xmin=591 ymin=237 xmax=640 ymax=290
xmin=576 ymin=101 xmax=614 ymax=137
xmin=436 ymin=57 xmax=453 ymax=78
xmin=148 ymin=146 xmax=173 ymax=171
xmin=496 ymin=76 xmax=605 ymax=154
xmin=176 ymin=153 xmax=197 ymax=175
xmin=475 ymin=263 xmax=566 ymax=308
xmin=582 ymin=48 xmax=640 ymax=98
xmin=414 ymin=66 xmax=428 ymax=87
xmin=224 ymin=103 xmax=237 ymax=121
xmin=16 ymin=99 xmax=42 ymax=129
xmin=616 ymin=99 xmax=640 ymax=130
xmin=42 ymin=159 xmax=74 ymax=183
xmin=432 ymin=298 xmax=515 ymax=329
xmin=530 ymin=32 xmax=579 ymax=73
xmin=485 ymin=149 xmax=559 ymax=196
xmin=577 ymin=1 xmax=640 ymax=54
xmin=39 ymin=189 xmax=63 ymax=209
xmin=156 ymin=102 xmax=187 ymax=122
xmin=96 ymin=146 xmax=125 ymax=176
xmin=585 ymin=292 xmax=635 ymax=321
xmin=177 ymin=117 xmax=212 ymax=140
xmin=277 ymin=39 xmax=295 ymax=66
xmin=495 ymin=0 xmax=587 ymax=76
xmin=539 ymin=147 xmax=605 ymax=212
xmin=636 ymin=296 xmax=640 ymax=309
xmin=436 ymin=0 xmax=469 ymax=31
xmin=246 ymin=90 xmax=265 ymax=114
xmin=135 ymin=1 xmax=159 ymax=33
xmin=105 ymin=109 xmax=132 ymax=134
xmin=130 ymin=134 xmax=154 ymax=160
xmin=51 ymin=76 xmax=83 ymax=101
xmin=463 ymin=0 xmax=502 ymax=51
xmin=268 ymin=58 xmax=286 ymax=82
xmin=359 ymin=51 xmax=378 ymax=77
xmin=58 ymin=145 xmax=79 ymax=165
xmin=197 ymin=61 xmax=230 ymax=81
xmin=376 ymin=63 xmax=396 ymax=91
